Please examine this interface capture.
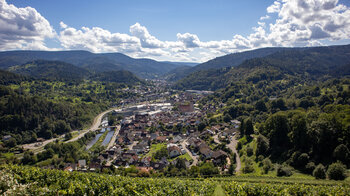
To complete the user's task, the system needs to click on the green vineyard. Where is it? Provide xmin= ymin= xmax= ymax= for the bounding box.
xmin=1 ymin=165 xmax=349 ymax=195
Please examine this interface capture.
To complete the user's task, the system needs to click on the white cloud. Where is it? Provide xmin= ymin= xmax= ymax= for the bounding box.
xmin=260 ymin=15 xmax=270 ymax=20
xmin=267 ymin=1 xmax=281 ymax=13
xmin=130 ymin=23 xmax=165 ymax=48
xmin=1 ymin=0 xmax=350 ymax=63
xmin=59 ymin=22 xmax=140 ymax=53
xmin=0 ymin=0 xmax=56 ymax=50
xmin=176 ymin=33 xmax=201 ymax=48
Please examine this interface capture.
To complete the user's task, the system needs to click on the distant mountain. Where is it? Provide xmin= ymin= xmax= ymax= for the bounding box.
xmin=8 ymin=60 xmax=90 ymax=81
xmin=174 ymin=44 xmax=350 ymax=90
xmin=163 ymin=65 xmax=192 ymax=81
xmin=167 ymin=47 xmax=290 ymax=81
xmin=161 ymin=61 xmax=198 ymax=67
xmin=0 ymin=50 xmax=180 ymax=79
xmin=90 ymin=70 xmax=143 ymax=85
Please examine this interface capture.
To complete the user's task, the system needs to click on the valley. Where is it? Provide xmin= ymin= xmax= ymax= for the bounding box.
xmin=1 ymin=44 xmax=350 ymax=195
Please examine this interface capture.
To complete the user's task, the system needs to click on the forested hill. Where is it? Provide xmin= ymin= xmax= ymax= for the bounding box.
xmin=165 ymin=47 xmax=289 ymax=81
xmin=0 ymin=50 xmax=180 ymax=79
xmin=89 ymin=70 xmax=143 ymax=84
xmin=174 ymin=44 xmax=350 ymax=90
xmin=8 ymin=60 xmax=90 ymax=81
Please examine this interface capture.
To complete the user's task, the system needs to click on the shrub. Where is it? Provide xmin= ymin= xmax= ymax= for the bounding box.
xmin=262 ymin=158 xmax=273 ymax=174
xmin=297 ymin=153 xmax=309 ymax=168
xmin=237 ymin=141 xmax=242 ymax=150
xmin=276 ymin=165 xmax=293 ymax=177
xmin=246 ymin=146 xmax=254 ymax=157
xmin=313 ymin=164 xmax=326 ymax=179
xmin=333 ymin=144 xmax=350 ymax=164
xmin=305 ymin=162 xmax=316 ymax=174
xmin=242 ymin=158 xmax=255 ymax=174
xmin=327 ymin=162 xmax=347 ymax=180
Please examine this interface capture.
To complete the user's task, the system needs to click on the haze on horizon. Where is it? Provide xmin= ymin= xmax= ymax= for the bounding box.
xmin=1 ymin=0 xmax=350 ymax=63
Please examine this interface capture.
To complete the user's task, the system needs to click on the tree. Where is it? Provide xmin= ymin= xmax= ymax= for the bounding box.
xmin=262 ymin=158 xmax=273 ymax=174
xmin=246 ymin=146 xmax=254 ymax=157
xmin=290 ymin=112 xmax=308 ymax=151
xmin=313 ymin=164 xmax=326 ymax=179
xmin=333 ymin=144 xmax=350 ymax=164
xmin=276 ymin=165 xmax=292 ymax=177
xmin=327 ymin=162 xmax=347 ymax=180
xmin=264 ymin=113 xmax=290 ymax=158
xmin=5 ymin=137 xmax=17 ymax=148
xmin=55 ymin=120 xmax=70 ymax=135
xmin=65 ymin=132 xmax=73 ymax=141
xmin=223 ymin=113 xmax=232 ymax=123
xmin=244 ymin=118 xmax=254 ymax=136
xmin=256 ymin=134 xmax=269 ymax=156
xmin=199 ymin=162 xmax=219 ymax=176
xmin=242 ymin=158 xmax=255 ymax=174
xmin=154 ymin=147 xmax=168 ymax=160
xmin=255 ymin=100 xmax=267 ymax=112
xmin=228 ymin=163 xmax=236 ymax=175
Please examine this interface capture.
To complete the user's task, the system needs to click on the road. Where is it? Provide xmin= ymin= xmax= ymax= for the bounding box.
xmin=106 ymin=125 xmax=120 ymax=149
xmin=21 ymin=106 xmax=120 ymax=154
xmin=66 ymin=107 xmax=120 ymax=143
xmin=227 ymin=135 xmax=241 ymax=173
xmin=181 ymin=139 xmax=198 ymax=167
xmin=128 ymin=141 xmax=138 ymax=150
xmin=213 ymin=134 xmax=221 ymax=144
xmin=21 ymin=136 xmax=62 ymax=150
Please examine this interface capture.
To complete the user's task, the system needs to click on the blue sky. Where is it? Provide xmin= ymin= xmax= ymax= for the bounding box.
xmin=2 ymin=0 xmax=350 ymax=62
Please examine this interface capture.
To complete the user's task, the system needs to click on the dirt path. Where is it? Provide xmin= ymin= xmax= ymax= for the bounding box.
xmin=181 ymin=139 xmax=198 ymax=167
xmin=226 ymin=135 xmax=241 ymax=173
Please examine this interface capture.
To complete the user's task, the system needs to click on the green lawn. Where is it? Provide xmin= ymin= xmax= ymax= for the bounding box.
xmin=143 ymin=143 xmax=166 ymax=158
xmin=169 ymin=153 xmax=193 ymax=162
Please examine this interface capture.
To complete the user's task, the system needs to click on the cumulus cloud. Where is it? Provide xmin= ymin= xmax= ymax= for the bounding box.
xmin=267 ymin=1 xmax=281 ymax=13
xmin=0 ymin=0 xmax=56 ymax=50
xmin=59 ymin=22 xmax=140 ymax=53
xmin=2 ymin=0 xmax=350 ymax=62
xmin=266 ymin=0 xmax=350 ymax=45
xmin=130 ymin=23 xmax=165 ymax=48
xmin=176 ymin=33 xmax=201 ymax=48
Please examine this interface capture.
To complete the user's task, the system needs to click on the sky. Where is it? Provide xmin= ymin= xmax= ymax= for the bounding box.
xmin=1 ymin=0 xmax=350 ymax=62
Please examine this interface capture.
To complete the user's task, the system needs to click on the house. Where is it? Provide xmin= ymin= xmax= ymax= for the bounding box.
xmin=2 ymin=135 xmax=11 ymax=141
xmin=89 ymin=162 xmax=100 ymax=171
xmin=63 ymin=163 xmax=76 ymax=171
xmin=178 ymin=102 xmax=194 ymax=113
xmin=199 ymin=146 xmax=213 ymax=159
xmin=168 ymin=145 xmax=181 ymax=158
xmin=151 ymin=162 xmax=166 ymax=170
xmin=231 ymin=120 xmax=241 ymax=129
xmin=64 ymin=166 xmax=74 ymax=172
xmin=156 ymin=136 xmax=167 ymax=143
xmin=133 ymin=143 xmax=148 ymax=154
xmin=78 ymin=160 xmax=86 ymax=168
xmin=212 ymin=150 xmax=228 ymax=165
xmin=172 ymin=135 xmax=183 ymax=143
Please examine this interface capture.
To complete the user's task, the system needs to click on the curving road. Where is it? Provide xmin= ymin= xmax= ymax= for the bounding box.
xmin=181 ymin=139 xmax=198 ymax=167
xmin=22 ymin=107 xmax=120 ymax=153
xmin=65 ymin=107 xmax=120 ymax=143
xmin=227 ymin=135 xmax=241 ymax=173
